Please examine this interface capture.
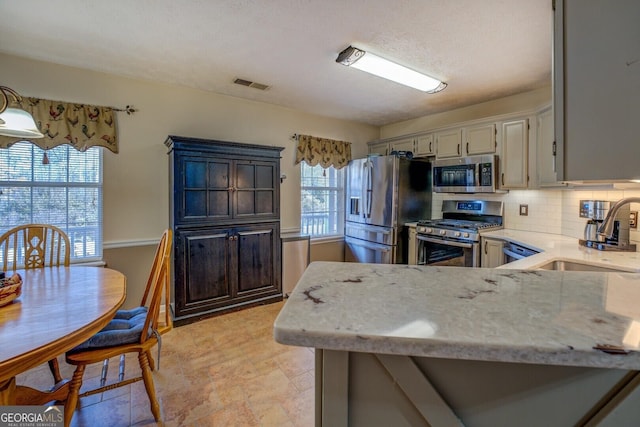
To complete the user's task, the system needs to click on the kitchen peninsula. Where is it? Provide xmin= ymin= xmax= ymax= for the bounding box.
xmin=274 ymin=262 xmax=640 ymax=426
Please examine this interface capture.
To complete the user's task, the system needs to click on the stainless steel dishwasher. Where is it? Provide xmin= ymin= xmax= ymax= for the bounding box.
xmin=281 ymin=233 xmax=310 ymax=297
xmin=503 ymin=241 xmax=539 ymax=263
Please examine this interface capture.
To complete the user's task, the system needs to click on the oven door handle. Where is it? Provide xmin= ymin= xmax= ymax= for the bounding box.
xmin=417 ymin=235 xmax=474 ymax=249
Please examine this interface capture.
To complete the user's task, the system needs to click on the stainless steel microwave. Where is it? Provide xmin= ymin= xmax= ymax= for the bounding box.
xmin=432 ymin=155 xmax=498 ymax=193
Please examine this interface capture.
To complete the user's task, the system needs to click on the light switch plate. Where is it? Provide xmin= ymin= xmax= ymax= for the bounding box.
xmin=520 ymin=204 xmax=529 ymax=216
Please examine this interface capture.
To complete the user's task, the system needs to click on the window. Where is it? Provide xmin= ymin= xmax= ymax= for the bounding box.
xmin=300 ymin=162 xmax=344 ymax=237
xmin=0 ymin=142 xmax=103 ymax=262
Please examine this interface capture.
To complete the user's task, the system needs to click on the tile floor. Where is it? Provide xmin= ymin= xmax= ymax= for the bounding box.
xmin=17 ymin=301 xmax=315 ymax=426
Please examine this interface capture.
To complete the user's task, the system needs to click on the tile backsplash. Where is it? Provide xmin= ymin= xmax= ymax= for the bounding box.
xmin=431 ymin=188 xmax=640 ymax=245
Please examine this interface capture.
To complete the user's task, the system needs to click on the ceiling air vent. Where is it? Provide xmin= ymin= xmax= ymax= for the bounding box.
xmin=233 ymin=78 xmax=270 ymax=91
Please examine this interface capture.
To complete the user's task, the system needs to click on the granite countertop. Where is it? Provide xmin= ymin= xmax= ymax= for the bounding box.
xmin=482 ymin=229 xmax=640 ymax=272
xmin=274 ymin=261 xmax=640 ymax=370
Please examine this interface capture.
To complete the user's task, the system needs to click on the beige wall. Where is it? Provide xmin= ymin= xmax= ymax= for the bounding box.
xmin=310 ymin=240 xmax=345 ymax=263
xmin=103 ymin=244 xmax=158 ymax=309
xmin=0 ymin=53 xmax=378 ymax=305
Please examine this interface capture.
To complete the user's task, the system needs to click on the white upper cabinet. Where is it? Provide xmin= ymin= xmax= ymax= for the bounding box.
xmin=368 ymin=140 xmax=389 ymax=156
xmin=436 ymin=129 xmax=463 ymax=158
xmin=415 ymin=134 xmax=435 ymax=157
xmin=367 ymin=134 xmax=435 ymax=158
xmin=554 ymin=0 xmax=640 ymax=181
xmin=500 ymin=119 xmax=529 ymax=189
xmin=436 ymin=124 xmax=495 ymax=159
xmin=536 ymin=107 xmax=561 ymax=187
xmin=389 ymin=138 xmax=415 ymax=153
xmin=465 ymin=123 xmax=496 ymax=156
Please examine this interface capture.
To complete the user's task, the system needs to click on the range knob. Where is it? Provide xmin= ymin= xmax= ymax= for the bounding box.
xmin=463 ymin=232 xmax=470 ymax=238
xmin=454 ymin=231 xmax=461 ymax=237
xmin=439 ymin=230 xmax=447 ymax=236
xmin=425 ymin=227 xmax=433 ymax=233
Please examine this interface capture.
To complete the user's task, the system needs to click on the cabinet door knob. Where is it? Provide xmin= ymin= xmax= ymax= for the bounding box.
xmin=484 ymin=241 xmax=488 ymax=254
xmin=429 ymin=141 xmax=432 ymax=152
xmin=501 ymin=173 xmax=505 ymax=186
xmin=466 ymin=142 xmax=469 ymax=154
xmin=457 ymin=144 xmax=461 ymax=155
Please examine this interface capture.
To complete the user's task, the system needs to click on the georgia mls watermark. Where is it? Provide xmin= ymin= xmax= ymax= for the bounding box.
xmin=0 ymin=406 xmax=63 ymax=427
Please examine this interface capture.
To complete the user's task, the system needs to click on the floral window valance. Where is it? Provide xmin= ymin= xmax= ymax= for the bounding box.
xmin=294 ymin=134 xmax=352 ymax=169
xmin=0 ymin=97 xmax=120 ymax=153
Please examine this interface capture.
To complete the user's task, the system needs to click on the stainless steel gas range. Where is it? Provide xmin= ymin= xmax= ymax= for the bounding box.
xmin=416 ymin=200 xmax=503 ymax=267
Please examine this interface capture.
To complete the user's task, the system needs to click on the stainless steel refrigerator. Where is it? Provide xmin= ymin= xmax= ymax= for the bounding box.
xmin=345 ymin=155 xmax=432 ymax=264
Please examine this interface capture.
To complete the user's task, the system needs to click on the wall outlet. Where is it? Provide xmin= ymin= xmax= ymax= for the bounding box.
xmin=631 ymin=211 xmax=638 ymax=229
xmin=519 ymin=204 xmax=529 ymax=216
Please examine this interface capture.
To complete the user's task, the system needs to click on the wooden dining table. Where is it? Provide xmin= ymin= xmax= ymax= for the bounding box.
xmin=0 ymin=266 xmax=126 ymax=407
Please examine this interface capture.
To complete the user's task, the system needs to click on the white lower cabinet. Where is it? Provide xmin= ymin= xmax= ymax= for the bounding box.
xmin=407 ymin=225 xmax=418 ymax=265
xmin=481 ymin=237 xmax=505 ymax=268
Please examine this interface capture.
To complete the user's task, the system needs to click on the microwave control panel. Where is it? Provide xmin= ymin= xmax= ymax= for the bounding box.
xmin=479 ymin=163 xmax=493 ymax=186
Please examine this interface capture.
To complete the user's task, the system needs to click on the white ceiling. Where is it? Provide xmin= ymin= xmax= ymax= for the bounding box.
xmin=0 ymin=0 xmax=553 ymax=127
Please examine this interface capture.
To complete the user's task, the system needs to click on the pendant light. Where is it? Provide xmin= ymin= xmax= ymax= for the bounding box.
xmin=0 ymin=86 xmax=44 ymax=138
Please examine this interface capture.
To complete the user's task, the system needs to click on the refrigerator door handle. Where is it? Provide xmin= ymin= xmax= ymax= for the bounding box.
xmin=361 ymin=161 xmax=368 ymax=219
xmin=346 ymin=238 xmax=391 ymax=252
xmin=366 ymin=161 xmax=373 ymax=218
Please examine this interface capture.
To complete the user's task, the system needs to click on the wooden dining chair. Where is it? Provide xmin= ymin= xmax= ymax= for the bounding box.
xmin=0 ymin=223 xmax=71 ymax=384
xmin=0 ymin=223 xmax=70 ymax=272
xmin=63 ymin=229 xmax=172 ymax=427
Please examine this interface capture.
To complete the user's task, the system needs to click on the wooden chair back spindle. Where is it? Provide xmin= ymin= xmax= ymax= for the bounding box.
xmin=0 ymin=224 xmax=70 ymax=272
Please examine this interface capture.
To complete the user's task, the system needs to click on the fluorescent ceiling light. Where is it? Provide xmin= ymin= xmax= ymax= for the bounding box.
xmin=336 ymin=46 xmax=447 ymax=93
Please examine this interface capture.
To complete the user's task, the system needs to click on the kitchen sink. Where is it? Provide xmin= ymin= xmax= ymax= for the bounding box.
xmin=535 ymin=260 xmax=635 ymax=273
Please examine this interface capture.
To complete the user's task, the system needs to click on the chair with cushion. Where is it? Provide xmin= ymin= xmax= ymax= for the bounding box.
xmin=63 ymin=229 xmax=172 ymax=427
xmin=0 ymin=223 xmax=71 ymax=383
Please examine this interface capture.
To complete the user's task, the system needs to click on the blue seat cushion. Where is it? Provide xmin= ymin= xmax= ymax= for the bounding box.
xmin=113 ymin=306 xmax=148 ymax=320
xmin=70 ymin=307 xmax=149 ymax=352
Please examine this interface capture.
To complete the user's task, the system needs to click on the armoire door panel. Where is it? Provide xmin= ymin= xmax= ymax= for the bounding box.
xmin=236 ymin=163 xmax=255 ymax=189
xmin=208 ymin=190 xmax=231 ymax=217
xmin=184 ymin=191 xmax=207 ymax=218
xmin=256 ymin=164 xmax=274 ymax=188
xmin=237 ymin=227 xmax=276 ymax=293
xmin=208 ymin=161 xmax=231 ymax=188
xmin=184 ymin=160 xmax=207 ymax=188
xmin=255 ymin=191 xmax=274 ymax=214
xmin=185 ymin=231 xmax=231 ymax=303
xmin=236 ymin=190 xmax=256 ymax=216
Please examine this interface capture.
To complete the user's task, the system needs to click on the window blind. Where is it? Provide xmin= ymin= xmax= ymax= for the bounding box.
xmin=0 ymin=142 xmax=103 ymax=261
xmin=300 ymin=163 xmax=344 ymax=237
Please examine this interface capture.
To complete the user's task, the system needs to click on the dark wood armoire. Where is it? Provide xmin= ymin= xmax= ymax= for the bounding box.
xmin=166 ymin=135 xmax=284 ymax=325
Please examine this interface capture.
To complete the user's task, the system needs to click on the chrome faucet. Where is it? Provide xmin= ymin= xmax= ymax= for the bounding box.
xmin=597 ymin=197 xmax=640 ymax=239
